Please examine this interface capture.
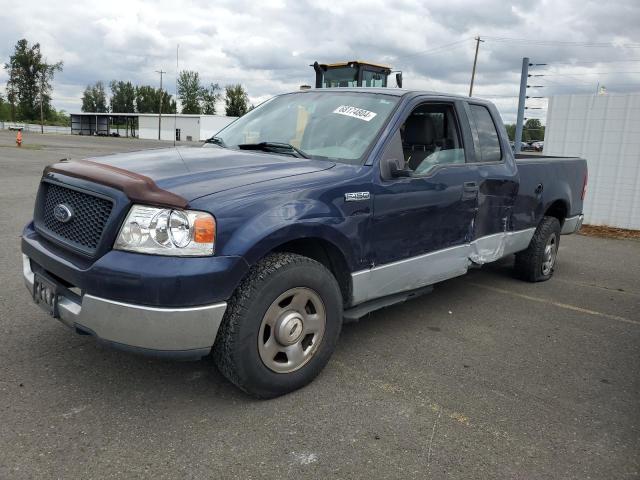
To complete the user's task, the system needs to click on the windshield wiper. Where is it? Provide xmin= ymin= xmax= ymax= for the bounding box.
xmin=204 ymin=136 xmax=227 ymax=147
xmin=237 ymin=142 xmax=310 ymax=159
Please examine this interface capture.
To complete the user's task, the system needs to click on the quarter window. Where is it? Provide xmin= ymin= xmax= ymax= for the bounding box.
xmin=469 ymin=104 xmax=501 ymax=162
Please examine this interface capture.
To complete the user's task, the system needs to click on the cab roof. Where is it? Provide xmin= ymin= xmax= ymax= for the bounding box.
xmin=319 ymin=60 xmax=392 ymax=70
xmin=292 ymin=87 xmax=489 ymax=103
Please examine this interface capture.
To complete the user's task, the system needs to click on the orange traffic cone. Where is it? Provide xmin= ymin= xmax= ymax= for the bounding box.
xmin=16 ymin=130 xmax=22 ymax=147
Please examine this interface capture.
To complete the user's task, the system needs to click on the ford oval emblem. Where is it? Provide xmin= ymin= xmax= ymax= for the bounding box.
xmin=53 ymin=204 xmax=74 ymax=223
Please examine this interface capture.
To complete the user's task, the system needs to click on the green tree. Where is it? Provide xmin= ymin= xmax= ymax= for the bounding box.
xmin=177 ymin=70 xmax=202 ymax=114
xmin=135 ymin=85 xmax=175 ymax=113
xmin=0 ymin=93 xmax=9 ymax=121
xmin=505 ymin=123 xmax=516 ymax=141
xmin=4 ymin=38 xmax=63 ymax=121
xmin=109 ymin=80 xmax=136 ymax=112
xmin=524 ymin=118 xmax=544 ymax=142
xmin=224 ymin=84 xmax=249 ymax=117
xmin=47 ymin=108 xmax=70 ymax=126
xmin=201 ymin=83 xmax=221 ymax=115
xmin=81 ymin=81 xmax=108 ymax=112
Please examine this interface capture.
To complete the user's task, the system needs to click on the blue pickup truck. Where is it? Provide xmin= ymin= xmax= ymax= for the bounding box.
xmin=22 ymin=89 xmax=587 ymax=397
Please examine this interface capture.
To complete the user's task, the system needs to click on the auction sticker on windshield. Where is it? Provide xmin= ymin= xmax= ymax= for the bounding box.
xmin=333 ymin=105 xmax=377 ymax=122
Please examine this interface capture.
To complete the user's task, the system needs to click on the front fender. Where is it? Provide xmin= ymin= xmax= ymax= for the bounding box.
xmin=219 ymin=200 xmax=366 ymax=271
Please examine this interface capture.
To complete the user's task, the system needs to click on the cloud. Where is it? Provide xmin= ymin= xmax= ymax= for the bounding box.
xmin=0 ymin=0 xmax=638 ymax=122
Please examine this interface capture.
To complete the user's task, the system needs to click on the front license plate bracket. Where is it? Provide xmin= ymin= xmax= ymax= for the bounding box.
xmin=33 ymin=272 xmax=59 ymax=318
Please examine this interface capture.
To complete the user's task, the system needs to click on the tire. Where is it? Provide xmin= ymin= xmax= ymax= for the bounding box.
xmin=212 ymin=252 xmax=343 ymax=398
xmin=514 ymin=216 xmax=561 ymax=282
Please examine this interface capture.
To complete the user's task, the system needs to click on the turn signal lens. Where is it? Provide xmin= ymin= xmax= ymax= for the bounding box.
xmin=194 ymin=216 xmax=216 ymax=244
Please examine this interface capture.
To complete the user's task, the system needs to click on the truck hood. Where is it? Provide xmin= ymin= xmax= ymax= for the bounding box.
xmin=83 ymin=146 xmax=336 ymax=201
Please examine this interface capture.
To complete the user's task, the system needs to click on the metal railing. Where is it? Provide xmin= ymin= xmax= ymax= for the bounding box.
xmin=0 ymin=122 xmax=71 ymax=134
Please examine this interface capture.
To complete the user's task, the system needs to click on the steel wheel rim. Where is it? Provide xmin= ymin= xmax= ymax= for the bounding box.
xmin=258 ymin=287 xmax=326 ymax=373
xmin=542 ymin=233 xmax=557 ymax=276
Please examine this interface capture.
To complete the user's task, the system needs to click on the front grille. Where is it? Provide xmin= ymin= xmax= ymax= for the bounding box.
xmin=39 ymin=182 xmax=113 ymax=254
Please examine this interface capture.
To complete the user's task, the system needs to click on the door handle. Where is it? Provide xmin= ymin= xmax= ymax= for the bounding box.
xmin=535 ymin=183 xmax=544 ymax=195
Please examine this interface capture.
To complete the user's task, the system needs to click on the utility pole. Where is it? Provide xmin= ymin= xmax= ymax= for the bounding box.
xmin=156 ymin=69 xmax=166 ymax=140
xmin=39 ymin=74 xmax=44 ymax=134
xmin=174 ymin=45 xmax=179 ymax=147
xmin=514 ymin=57 xmax=529 ymax=154
xmin=468 ymin=36 xmax=484 ymax=97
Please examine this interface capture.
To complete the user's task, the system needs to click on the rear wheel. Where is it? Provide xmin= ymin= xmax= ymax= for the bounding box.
xmin=514 ymin=216 xmax=561 ymax=282
xmin=213 ymin=253 xmax=342 ymax=398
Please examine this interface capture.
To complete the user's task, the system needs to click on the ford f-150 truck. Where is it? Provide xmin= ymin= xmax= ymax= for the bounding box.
xmin=22 ymin=89 xmax=587 ymax=398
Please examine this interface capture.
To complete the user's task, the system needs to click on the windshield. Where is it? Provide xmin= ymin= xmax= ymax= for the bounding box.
xmin=213 ymin=91 xmax=400 ymax=165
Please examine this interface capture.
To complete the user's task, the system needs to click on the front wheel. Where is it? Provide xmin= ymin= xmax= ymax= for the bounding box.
xmin=212 ymin=253 xmax=343 ymax=398
xmin=514 ymin=216 xmax=561 ymax=282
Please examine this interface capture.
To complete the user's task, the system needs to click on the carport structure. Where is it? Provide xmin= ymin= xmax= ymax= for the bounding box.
xmin=70 ymin=113 xmax=138 ymax=137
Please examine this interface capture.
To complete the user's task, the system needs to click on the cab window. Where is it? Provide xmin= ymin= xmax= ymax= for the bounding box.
xmin=469 ymin=104 xmax=502 ymax=162
xmin=400 ymin=103 xmax=465 ymax=175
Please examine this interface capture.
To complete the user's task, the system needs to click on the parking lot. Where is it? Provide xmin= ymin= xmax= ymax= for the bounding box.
xmin=1 ymin=131 xmax=638 ymax=479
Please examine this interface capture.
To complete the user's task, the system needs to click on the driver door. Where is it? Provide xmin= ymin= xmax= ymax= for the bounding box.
xmin=361 ymin=99 xmax=479 ymax=302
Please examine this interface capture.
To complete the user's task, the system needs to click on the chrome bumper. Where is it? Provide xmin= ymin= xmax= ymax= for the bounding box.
xmin=23 ymin=255 xmax=227 ymax=357
xmin=561 ymin=214 xmax=584 ymax=235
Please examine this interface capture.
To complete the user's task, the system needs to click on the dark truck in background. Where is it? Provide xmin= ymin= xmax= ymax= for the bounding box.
xmin=22 ymin=89 xmax=587 ymax=398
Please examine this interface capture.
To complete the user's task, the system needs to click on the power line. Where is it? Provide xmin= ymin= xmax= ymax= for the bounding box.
xmin=533 ymin=71 xmax=640 ymax=76
xmin=392 ymin=38 xmax=471 ymax=62
xmin=483 ymin=36 xmax=640 ymax=48
xmin=542 ymin=59 xmax=640 ymax=66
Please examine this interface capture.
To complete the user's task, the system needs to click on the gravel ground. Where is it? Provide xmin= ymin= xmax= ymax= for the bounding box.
xmin=1 ymin=131 xmax=639 ymax=479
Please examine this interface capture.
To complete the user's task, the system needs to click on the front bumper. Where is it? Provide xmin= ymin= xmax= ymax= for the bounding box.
xmin=561 ymin=214 xmax=584 ymax=235
xmin=23 ymin=255 xmax=227 ymax=359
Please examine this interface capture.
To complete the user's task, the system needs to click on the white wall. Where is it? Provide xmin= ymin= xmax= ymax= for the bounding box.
xmin=544 ymin=94 xmax=640 ymax=230
xmin=200 ymin=115 xmax=237 ymax=140
xmin=138 ymin=115 xmax=201 ymax=142
xmin=138 ymin=115 xmax=236 ymax=142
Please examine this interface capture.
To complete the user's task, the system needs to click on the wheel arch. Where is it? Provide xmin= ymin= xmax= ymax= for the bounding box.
xmin=544 ymin=199 xmax=569 ymax=226
xmin=238 ymin=225 xmax=356 ymax=308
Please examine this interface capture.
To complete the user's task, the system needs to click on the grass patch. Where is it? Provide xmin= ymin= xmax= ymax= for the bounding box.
xmin=579 ymin=224 xmax=640 ymax=240
xmin=0 ymin=144 xmax=44 ymax=150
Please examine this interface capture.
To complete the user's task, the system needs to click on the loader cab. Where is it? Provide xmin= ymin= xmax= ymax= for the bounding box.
xmin=312 ymin=61 xmax=402 ymax=89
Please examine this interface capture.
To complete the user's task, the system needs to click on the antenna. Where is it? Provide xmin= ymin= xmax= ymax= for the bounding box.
xmin=174 ymin=44 xmax=179 ymax=147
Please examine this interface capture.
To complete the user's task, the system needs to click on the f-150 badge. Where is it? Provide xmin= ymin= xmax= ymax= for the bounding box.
xmin=344 ymin=192 xmax=371 ymax=202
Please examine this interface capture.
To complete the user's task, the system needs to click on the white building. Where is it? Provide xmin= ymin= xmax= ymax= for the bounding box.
xmin=70 ymin=113 xmax=236 ymax=142
xmin=544 ymin=94 xmax=640 ymax=230
xmin=138 ymin=114 xmax=236 ymax=142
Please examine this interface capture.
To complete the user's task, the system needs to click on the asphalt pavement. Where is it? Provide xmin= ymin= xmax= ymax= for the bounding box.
xmin=1 ymin=131 xmax=639 ymax=479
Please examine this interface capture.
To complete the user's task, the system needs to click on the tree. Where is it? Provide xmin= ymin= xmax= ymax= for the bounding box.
xmin=224 ymin=84 xmax=249 ymax=117
xmin=524 ymin=118 xmax=544 ymax=142
xmin=110 ymin=80 xmax=136 ymax=113
xmin=505 ymin=123 xmax=516 ymax=141
xmin=177 ymin=70 xmax=202 ymax=114
xmin=47 ymin=108 xmax=70 ymax=127
xmin=0 ymin=93 xmax=9 ymax=121
xmin=135 ymin=85 xmax=175 ymax=113
xmin=201 ymin=83 xmax=221 ymax=115
xmin=81 ymin=81 xmax=108 ymax=112
xmin=4 ymin=38 xmax=63 ymax=121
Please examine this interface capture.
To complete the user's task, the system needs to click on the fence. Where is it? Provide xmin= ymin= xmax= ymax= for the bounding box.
xmin=0 ymin=122 xmax=71 ymax=135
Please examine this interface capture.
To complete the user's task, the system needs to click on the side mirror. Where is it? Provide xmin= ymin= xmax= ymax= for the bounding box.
xmin=395 ymin=72 xmax=403 ymax=89
xmin=382 ymin=157 xmax=412 ymax=179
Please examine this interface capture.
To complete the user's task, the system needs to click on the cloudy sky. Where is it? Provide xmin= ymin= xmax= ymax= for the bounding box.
xmin=1 ymin=0 xmax=639 ymax=123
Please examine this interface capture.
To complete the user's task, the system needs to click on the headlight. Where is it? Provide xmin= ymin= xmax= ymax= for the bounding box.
xmin=114 ymin=205 xmax=215 ymax=256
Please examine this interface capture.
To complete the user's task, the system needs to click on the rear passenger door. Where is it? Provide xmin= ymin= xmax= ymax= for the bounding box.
xmin=465 ymin=102 xmax=519 ymax=238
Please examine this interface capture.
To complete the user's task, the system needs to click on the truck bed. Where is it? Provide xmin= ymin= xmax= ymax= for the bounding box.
xmin=512 ymin=154 xmax=587 ymax=231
